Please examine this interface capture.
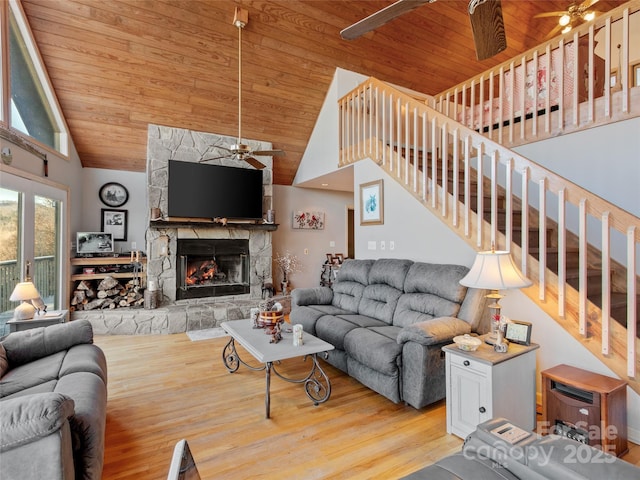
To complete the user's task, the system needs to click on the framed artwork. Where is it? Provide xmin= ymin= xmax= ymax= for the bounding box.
xmin=293 ymin=211 xmax=325 ymax=229
xmin=360 ymin=179 xmax=384 ymax=225
xmin=101 ymin=208 xmax=128 ymax=241
xmin=99 ymin=182 xmax=129 ymax=207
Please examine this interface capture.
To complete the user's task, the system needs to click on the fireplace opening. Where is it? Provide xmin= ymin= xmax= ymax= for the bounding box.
xmin=177 ymin=238 xmax=250 ymax=300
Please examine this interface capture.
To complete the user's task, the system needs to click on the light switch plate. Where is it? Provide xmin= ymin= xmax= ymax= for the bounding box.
xmin=368 ymin=241 xmax=377 ymax=250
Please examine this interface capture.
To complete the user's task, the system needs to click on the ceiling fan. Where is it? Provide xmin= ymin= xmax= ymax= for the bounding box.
xmin=200 ymin=7 xmax=284 ymax=170
xmin=340 ymin=0 xmax=507 ymax=61
xmin=534 ymin=0 xmax=600 ymax=38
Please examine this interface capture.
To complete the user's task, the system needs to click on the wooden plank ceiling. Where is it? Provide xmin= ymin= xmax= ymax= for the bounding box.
xmin=22 ymin=0 xmax=627 ymax=185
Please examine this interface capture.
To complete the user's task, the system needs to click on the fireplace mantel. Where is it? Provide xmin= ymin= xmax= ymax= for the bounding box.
xmin=149 ymin=220 xmax=278 ymax=231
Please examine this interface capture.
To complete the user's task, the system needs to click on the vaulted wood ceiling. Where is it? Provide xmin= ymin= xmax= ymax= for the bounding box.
xmin=22 ymin=0 xmax=627 ymax=185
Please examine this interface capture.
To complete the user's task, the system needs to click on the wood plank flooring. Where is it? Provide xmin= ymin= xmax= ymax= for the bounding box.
xmin=95 ymin=332 xmax=640 ymax=479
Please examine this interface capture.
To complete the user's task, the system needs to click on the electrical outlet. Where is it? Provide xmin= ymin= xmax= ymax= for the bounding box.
xmin=131 ymin=241 xmax=137 ymax=250
xmin=380 ymin=240 xmax=386 ymax=250
xmin=390 ymin=241 xmax=395 ymax=250
xmin=329 ymin=240 xmax=336 ymax=247
xmin=368 ymin=241 xmax=377 ymax=250
xmin=304 ymin=248 xmax=309 ymax=255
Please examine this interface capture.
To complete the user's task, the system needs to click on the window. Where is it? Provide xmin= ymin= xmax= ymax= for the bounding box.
xmin=2 ymin=0 xmax=69 ymax=156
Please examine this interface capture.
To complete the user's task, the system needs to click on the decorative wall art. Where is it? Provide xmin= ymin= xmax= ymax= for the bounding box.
xmin=293 ymin=211 xmax=325 ymax=230
xmin=360 ymin=179 xmax=384 ymax=225
xmin=99 ymin=182 xmax=129 ymax=207
xmin=101 ymin=208 xmax=128 ymax=241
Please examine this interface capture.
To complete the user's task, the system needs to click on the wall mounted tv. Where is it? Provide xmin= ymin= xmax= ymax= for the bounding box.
xmin=168 ymin=160 xmax=263 ymax=220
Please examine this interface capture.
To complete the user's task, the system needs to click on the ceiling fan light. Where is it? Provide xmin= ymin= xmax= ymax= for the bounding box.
xmin=559 ymin=14 xmax=571 ymax=26
xmin=561 ymin=25 xmax=572 ymax=34
xmin=584 ymin=11 xmax=595 ymax=22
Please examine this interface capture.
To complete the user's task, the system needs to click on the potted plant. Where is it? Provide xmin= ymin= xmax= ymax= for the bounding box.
xmin=274 ymin=251 xmax=300 ymax=295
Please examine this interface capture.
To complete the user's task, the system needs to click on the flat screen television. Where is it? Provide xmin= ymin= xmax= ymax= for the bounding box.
xmin=168 ymin=160 xmax=263 ymax=220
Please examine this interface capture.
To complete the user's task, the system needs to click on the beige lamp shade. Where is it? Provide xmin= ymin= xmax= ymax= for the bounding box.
xmin=460 ymin=250 xmax=532 ymax=290
xmin=10 ymin=281 xmax=41 ymax=320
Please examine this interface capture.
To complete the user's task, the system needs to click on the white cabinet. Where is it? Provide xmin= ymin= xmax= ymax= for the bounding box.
xmin=444 ymin=338 xmax=539 ymax=439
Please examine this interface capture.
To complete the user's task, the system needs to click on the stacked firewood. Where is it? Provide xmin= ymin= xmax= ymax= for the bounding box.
xmin=70 ymin=276 xmax=144 ymax=311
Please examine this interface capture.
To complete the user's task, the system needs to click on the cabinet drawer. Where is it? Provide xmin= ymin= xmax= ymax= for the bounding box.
xmin=448 ymin=352 xmax=490 ymax=375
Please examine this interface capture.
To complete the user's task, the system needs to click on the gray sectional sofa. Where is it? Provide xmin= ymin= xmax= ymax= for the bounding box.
xmin=290 ymin=258 xmax=488 ymax=408
xmin=403 ymin=417 xmax=640 ymax=479
xmin=0 ymin=320 xmax=107 ymax=480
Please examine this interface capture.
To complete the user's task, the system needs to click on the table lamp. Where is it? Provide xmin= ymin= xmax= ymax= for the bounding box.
xmin=10 ymin=281 xmax=42 ymax=320
xmin=460 ymin=249 xmax=532 ymax=344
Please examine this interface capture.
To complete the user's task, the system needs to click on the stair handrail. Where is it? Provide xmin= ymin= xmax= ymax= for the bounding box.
xmin=432 ymin=1 xmax=640 ymax=149
xmin=338 ymin=76 xmax=639 ymax=387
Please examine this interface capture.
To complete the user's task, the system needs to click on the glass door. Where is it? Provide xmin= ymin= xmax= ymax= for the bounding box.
xmin=0 ymin=171 xmax=66 ymax=333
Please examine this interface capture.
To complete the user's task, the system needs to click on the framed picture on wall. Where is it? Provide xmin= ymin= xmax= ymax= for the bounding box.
xmin=101 ymin=208 xmax=128 ymax=241
xmin=359 ymin=179 xmax=384 ymax=225
xmin=99 ymin=182 xmax=129 ymax=207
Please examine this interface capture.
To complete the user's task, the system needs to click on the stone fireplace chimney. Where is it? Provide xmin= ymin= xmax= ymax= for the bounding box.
xmin=145 ymin=124 xmax=274 ymax=306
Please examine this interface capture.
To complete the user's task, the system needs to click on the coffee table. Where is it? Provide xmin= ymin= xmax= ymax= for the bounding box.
xmin=221 ymin=319 xmax=334 ymax=418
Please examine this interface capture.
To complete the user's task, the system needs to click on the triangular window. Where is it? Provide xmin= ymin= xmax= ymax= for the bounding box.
xmin=3 ymin=0 xmax=68 ymax=156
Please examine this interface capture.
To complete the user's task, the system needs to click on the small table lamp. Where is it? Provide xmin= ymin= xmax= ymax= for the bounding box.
xmin=10 ymin=281 xmax=42 ymax=320
xmin=460 ymin=249 xmax=532 ymax=344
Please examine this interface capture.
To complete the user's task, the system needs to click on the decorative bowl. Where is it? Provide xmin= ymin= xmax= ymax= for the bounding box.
xmin=453 ymin=334 xmax=482 ymax=352
xmin=257 ymin=311 xmax=284 ymax=333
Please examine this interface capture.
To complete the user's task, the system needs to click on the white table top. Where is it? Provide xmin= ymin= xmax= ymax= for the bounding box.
xmin=7 ymin=309 xmax=68 ymax=324
xmin=221 ymin=320 xmax=334 ymax=363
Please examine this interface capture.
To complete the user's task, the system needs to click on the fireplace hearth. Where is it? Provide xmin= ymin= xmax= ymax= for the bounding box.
xmin=176 ymin=238 xmax=250 ymax=300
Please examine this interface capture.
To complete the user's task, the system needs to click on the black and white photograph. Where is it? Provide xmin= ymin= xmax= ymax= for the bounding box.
xmin=99 ymin=182 xmax=129 ymax=207
xmin=76 ymin=232 xmax=114 ymax=255
xmin=101 ymin=208 xmax=128 ymax=241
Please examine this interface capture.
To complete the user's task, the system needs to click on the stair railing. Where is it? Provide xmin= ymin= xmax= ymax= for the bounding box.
xmin=338 ymin=76 xmax=640 ymax=391
xmin=433 ymin=1 xmax=640 ymax=150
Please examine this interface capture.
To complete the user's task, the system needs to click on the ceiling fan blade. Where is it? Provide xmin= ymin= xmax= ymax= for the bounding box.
xmin=468 ymin=0 xmax=506 ymax=61
xmin=199 ymin=154 xmax=232 ymax=163
xmin=544 ymin=23 xmax=565 ymax=40
xmin=580 ymin=0 xmax=600 ymax=9
xmin=340 ymin=0 xmax=435 ymax=40
xmin=252 ymin=149 xmax=285 ymax=156
xmin=533 ymin=11 xmax=569 ymax=19
xmin=242 ymin=156 xmax=267 ymax=170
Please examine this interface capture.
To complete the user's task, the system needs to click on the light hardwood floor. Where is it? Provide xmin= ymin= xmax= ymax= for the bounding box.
xmin=96 ymin=333 xmax=640 ymax=479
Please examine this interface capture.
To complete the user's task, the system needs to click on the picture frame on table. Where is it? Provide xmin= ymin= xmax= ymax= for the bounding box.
xmin=99 ymin=182 xmax=129 ymax=207
xmin=359 ymin=179 xmax=384 ymax=225
xmin=101 ymin=208 xmax=128 ymax=241
xmin=504 ymin=319 xmax=532 ymax=346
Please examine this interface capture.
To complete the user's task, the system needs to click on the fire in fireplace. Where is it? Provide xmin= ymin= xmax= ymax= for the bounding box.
xmin=176 ymin=238 xmax=250 ymax=300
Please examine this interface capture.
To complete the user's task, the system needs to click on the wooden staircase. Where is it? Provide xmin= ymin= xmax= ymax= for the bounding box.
xmin=423 ymin=151 xmax=640 ymax=337
xmin=338 ymin=77 xmax=640 ymax=395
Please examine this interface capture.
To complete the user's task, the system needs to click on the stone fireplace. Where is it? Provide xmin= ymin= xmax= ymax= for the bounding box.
xmin=73 ymin=125 xmax=276 ymax=335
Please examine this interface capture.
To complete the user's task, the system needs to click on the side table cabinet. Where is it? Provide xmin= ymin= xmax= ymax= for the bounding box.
xmin=444 ymin=340 xmax=539 ymax=439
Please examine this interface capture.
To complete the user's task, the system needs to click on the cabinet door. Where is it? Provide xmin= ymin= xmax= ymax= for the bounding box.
xmin=450 ymin=363 xmax=492 ymax=438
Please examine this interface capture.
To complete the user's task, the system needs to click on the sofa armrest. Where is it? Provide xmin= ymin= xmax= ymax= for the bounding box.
xmin=292 ymin=287 xmax=333 ymax=307
xmin=397 ymin=317 xmax=471 ymax=346
xmin=1 ymin=320 xmax=93 ymax=367
xmin=0 ymin=393 xmax=75 ymax=452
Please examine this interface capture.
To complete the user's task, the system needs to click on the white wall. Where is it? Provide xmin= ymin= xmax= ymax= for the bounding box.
xmin=80 ymin=168 xmax=147 ymax=254
xmin=271 ymin=185 xmax=353 ymax=289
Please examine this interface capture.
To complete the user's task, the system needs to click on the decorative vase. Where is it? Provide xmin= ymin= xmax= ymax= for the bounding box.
xmin=281 ymin=280 xmax=289 ymax=295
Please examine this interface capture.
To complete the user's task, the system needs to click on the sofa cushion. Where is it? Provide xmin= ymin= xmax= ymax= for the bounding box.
xmin=358 ymin=259 xmax=412 ymax=324
xmin=393 ymin=262 xmax=470 ymax=328
xmin=397 ymin=317 xmax=472 ymax=345
xmin=316 ymin=315 xmax=386 ymax=350
xmin=368 ymin=259 xmax=413 ymax=291
xmin=0 ymin=351 xmax=66 ymax=398
xmin=0 ymin=344 xmax=8 ymax=377
xmin=60 ymin=345 xmax=107 ymax=384
xmin=344 ymin=326 xmax=403 ymax=376
xmin=331 ymin=259 xmax=374 ymax=311
xmin=2 ymin=321 xmax=93 ymax=367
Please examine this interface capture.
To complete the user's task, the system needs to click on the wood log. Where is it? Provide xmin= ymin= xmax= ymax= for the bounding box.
xmin=76 ymin=280 xmax=93 ymax=291
xmin=98 ymin=287 xmax=121 ymax=299
xmin=84 ymin=298 xmax=106 ymax=310
xmin=119 ymin=299 xmax=129 ymax=307
xmin=98 ymin=276 xmax=119 ymax=290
